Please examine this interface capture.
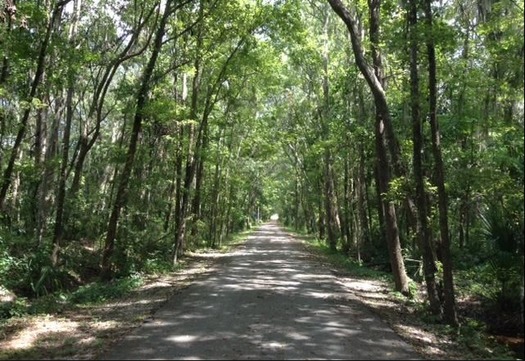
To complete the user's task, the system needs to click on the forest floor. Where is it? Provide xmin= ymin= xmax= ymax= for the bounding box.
xmin=0 ymin=224 xmax=523 ymax=360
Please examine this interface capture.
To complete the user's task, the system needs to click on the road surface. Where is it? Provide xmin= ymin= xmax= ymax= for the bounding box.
xmin=102 ymin=222 xmax=421 ymax=360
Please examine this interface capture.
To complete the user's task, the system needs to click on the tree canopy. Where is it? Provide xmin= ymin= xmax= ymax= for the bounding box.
xmin=0 ymin=0 xmax=523 ymax=334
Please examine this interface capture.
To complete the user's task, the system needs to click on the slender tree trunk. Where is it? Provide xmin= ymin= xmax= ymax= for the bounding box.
xmin=209 ymin=160 xmax=221 ymax=247
xmin=323 ymin=150 xmax=340 ymax=251
xmin=357 ymin=145 xmax=370 ymax=249
xmin=407 ymin=0 xmax=441 ymax=315
xmin=173 ymin=19 xmax=251 ymax=263
xmin=68 ymin=3 xmax=157 ymax=205
xmin=190 ymin=122 xmax=208 ymax=240
xmin=423 ymin=0 xmax=458 ymax=326
xmin=209 ymin=128 xmax=227 ymax=247
xmin=174 ymin=124 xmax=184 ymax=237
xmin=320 ymin=9 xmax=340 ymax=251
xmin=0 ymin=2 xmax=67 ymax=210
xmin=317 ymin=180 xmax=325 ymax=240
xmin=101 ymin=1 xmax=171 ymax=280
xmin=294 ymin=176 xmax=300 ymax=231
xmin=327 ymin=0 xmax=409 ymax=293
xmin=52 ymin=0 xmax=81 ymax=264
xmin=173 ymin=3 xmax=204 ymax=263
xmin=33 ymin=101 xmax=47 ymax=243
xmin=52 ymin=83 xmax=74 ymax=265
xmin=341 ymin=156 xmax=352 ymax=254
xmin=173 ymin=81 xmax=200 ymax=264
xmin=375 ymin=114 xmax=409 ymax=294
xmin=34 ymin=85 xmax=62 ymax=251
xmin=0 ymin=1 xmax=17 ymax=168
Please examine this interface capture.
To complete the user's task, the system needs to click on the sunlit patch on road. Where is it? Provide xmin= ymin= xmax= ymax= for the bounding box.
xmin=102 ymin=223 xmax=422 ymax=360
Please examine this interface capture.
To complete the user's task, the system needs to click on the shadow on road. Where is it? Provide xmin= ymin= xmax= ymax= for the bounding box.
xmin=102 ymin=222 xmax=421 ymax=360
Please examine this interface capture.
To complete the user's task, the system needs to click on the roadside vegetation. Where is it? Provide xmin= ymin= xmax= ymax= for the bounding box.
xmin=0 ymin=229 xmax=254 ymax=360
xmin=288 ymin=228 xmax=523 ymax=360
xmin=0 ymin=0 xmax=522 ymax=359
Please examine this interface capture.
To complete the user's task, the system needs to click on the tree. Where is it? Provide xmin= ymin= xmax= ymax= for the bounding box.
xmin=326 ymin=0 xmax=410 ymax=295
xmin=422 ymin=0 xmax=458 ymax=326
xmin=406 ymin=0 xmax=441 ymax=315
xmin=101 ymin=0 xmax=174 ymax=279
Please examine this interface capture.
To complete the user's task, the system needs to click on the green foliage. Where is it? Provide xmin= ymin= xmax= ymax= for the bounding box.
xmin=297 ymin=231 xmax=392 ymax=281
xmin=0 ymin=298 xmax=29 ymax=320
xmin=68 ymin=274 xmax=143 ymax=305
xmin=141 ymin=258 xmax=174 ymax=275
xmin=0 ymin=1 xmax=523 ymax=358
xmin=186 ymin=219 xmax=209 ymax=250
xmin=477 ymin=202 xmax=523 ymax=312
xmin=0 ymin=241 xmax=20 ymax=292
xmin=385 ymin=176 xmax=411 ymax=204
xmin=0 ymin=233 xmax=101 ymax=300
xmin=28 ymin=293 xmax=68 ymax=315
xmin=450 ymin=319 xmax=518 ymax=360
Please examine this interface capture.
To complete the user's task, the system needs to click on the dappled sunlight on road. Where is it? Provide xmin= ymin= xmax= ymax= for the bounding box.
xmin=102 ymin=222 xmax=421 ymax=360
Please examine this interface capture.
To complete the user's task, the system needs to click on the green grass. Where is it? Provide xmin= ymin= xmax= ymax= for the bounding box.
xmin=283 ymin=225 xmax=392 ymax=281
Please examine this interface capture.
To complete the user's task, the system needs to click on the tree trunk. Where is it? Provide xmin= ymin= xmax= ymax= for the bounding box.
xmin=407 ymin=0 xmax=441 ymax=315
xmin=326 ymin=0 xmax=409 ymax=294
xmin=0 ymin=2 xmax=66 ymax=210
xmin=68 ymin=2 xmax=157 ymax=205
xmin=323 ymin=150 xmax=340 ymax=251
xmin=52 ymin=0 xmax=81 ymax=264
xmin=317 ymin=181 xmax=325 ymax=240
xmin=173 ymin=19 xmax=252 ymax=263
xmin=173 ymin=1 xmax=204 ymax=263
xmin=341 ymin=156 xmax=352 ymax=254
xmin=101 ymin=1 xmax=172 ymax=280
xmin=173 ymin=68 xmax=201 ymax=264
xmin=319 ymin=9 xmax=340 ymax=252
xmin=423 ymin=0 xmax=458 ymax=326
xmin=357 ymin=145 xmax=371 ymax=250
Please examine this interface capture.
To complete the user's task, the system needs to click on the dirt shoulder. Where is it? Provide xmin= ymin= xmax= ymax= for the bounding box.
xmin=0 ymin=228 xmax=516 ymax=360
xmin=0 ymin=253 xmax=222 ymax=360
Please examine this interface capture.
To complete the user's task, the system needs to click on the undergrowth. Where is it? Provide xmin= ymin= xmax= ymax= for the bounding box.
xmin=0 ymin=227 xmax=255 ymax=324
xmin=285 ymin=226 xmax=521 ymax=361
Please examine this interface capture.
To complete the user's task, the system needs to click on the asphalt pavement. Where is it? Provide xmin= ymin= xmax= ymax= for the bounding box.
xmin=101 ymin=222 xmax=422 ymax=360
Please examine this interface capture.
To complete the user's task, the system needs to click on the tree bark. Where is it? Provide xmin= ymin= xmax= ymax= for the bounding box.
xmin=323 ymin=150 xmax=340 ymax=251
xmin=357 ymin=145 xmax=371 ymax=250
xmin=101 ymin=1 xmax=172 ymax=280
xmin=341 ymin=155 xmax=352 ymax=255
xmin=407 ymin=0 xmax=441 ymax=315
xmin=423 ymin=0 xmax=458 ymax=326
xmin=52 ymin=0 xmax=81 ymax=265
xmin=326 ymin=0 xmax=409 ymax=294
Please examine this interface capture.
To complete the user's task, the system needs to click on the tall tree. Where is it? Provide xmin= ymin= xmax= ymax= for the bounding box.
xmin=101 ymin=0 xmax=173 ymax=279
xmin=0 ymin=0 xmax=71 ymax=210
xmin=326 ymin=0 xmax=410 ymax=295
xmin=423 ymin=0 xmax=458 ymax=326
xmin=407 ymin=0 xmax=441 ymax=315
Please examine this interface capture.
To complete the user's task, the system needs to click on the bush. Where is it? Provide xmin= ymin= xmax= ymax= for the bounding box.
xmin=0 ymin=298 xmax=29 ymax=319
xmin=68 ymin=274 xmax=143 ymax=305
xmin=480 ymin=202 xmax=523 ymax=314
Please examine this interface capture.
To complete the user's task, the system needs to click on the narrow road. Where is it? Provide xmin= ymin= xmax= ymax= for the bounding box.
xmin=102 ymin=222 xmax=421 ymax=360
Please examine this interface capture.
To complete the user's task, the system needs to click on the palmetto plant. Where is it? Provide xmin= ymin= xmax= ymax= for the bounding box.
xmin=480 ymin=202 xmax=523 ymax=312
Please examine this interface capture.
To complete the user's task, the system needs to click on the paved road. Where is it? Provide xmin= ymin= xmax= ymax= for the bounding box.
xmin=102 ymin=222 xmax=421 ymax=360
